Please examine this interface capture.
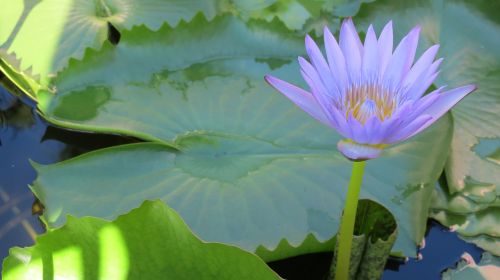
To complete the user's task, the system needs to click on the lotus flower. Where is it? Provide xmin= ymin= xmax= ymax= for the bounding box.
xmin=265 ymin=18 xmax=476 ymax=161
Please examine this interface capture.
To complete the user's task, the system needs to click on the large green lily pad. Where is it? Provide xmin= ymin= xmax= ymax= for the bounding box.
xmin=30 ymin=18 xmax=452 ymax=258
xmin=2 ymin=200 xmax=281 ymax=280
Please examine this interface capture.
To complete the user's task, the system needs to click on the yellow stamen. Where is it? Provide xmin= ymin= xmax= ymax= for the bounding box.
xmin=340 ymin=84 xmax=396 ymax=123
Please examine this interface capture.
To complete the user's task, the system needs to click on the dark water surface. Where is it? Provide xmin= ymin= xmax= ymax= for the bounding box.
xmin=0 ymin=82 xmax=483 ymax=278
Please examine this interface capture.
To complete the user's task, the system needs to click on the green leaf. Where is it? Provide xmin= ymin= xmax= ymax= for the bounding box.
xmin=0 ymin=57 xmax=39 ymax=100
xmin=32 ymin=118 xmax=449 ymax=261
xmin=442 ymin=252 xmax=500 ymax=280
xmin=229 ymin=0 xmax=375 ymax=34
xmin=430 ymin=183 xmax=500 ymax=256
xmin=31 ymin=47 xmax=452 ymax=262
xmin=239 ymin=0 xmax=312 ymax=30
xmin=0 ymin=0 xmax=219 ymax=79
xmin=0 ymin=0 xmax=24 ymax=46
xmin=37 ymin=15 xmax=306 ymax=139
xmin=431 ymin=210 xmax=500 ymax=256
xmin=1 ymin=200 xmax=281 ymax=280
xmin=0 ymin=0 xmax=373 ymax=82
xmin=438 ymin=3 xmax=500 ymax=196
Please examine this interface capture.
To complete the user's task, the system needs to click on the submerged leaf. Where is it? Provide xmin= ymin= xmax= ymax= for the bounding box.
xmin=1 ymin=200 xmax=281 ymax=280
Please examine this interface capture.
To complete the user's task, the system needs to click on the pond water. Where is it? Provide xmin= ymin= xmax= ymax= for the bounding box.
xmin=0 ymin=81 xmax=483 ymax=279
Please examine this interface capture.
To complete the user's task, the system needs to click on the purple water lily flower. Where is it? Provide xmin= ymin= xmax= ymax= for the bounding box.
xmin=265 ymin=18 xmax=476 ymax=161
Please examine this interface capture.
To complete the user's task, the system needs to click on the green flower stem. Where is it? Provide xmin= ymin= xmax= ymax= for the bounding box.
xmin=335 ymin=160 xmax=366 ymax=280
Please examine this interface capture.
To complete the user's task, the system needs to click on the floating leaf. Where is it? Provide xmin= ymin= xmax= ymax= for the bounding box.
xmin=31 ymin=43 xmax=451 ymax=261
xmin=32 ymin=115 xmax=449 ymax=261
xmin=238 ymin=0 xmax=377 ymax=36
xmin=442 ymin=252 xmax=500 ymax=280
xmin=0 ymin=0 xmax=219 ymax=79
xmin=238 ymin=0 xmax=311 ymax=30
xmin=1 ymin=200 xmax=281 ymax=280
xmin=431 ymin=184 xmax=500 ymax=256
xmin=37 ymin=15 xmax=305 ymax=138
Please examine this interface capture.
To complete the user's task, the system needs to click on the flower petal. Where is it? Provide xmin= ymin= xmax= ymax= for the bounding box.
xmin=298 ymin=56 xmax=330 ymax=95
xmin=299 ymin=63 xmax=349 ymax=135
xmin=362 ymin=24 xmax=379 ymax=81
xmin=377 ymin=21 xmax=393 ymax=76
xmin=403 ymin=44 xmax=440 ymax=89
xmin=404 ymin=58 xmax=443 ymax=101
xmin=347 ymin=113 xmax=369 ymax=143
xmin=324 ymin=26 xmax=348 ymax=92
xmin=407 ymin=86 xmax=444 ymax=118
xmin=408 ymin=84 xmax=477 ymax=137
xmin=305 ymin=35 xmax=340 ymax=96
xmin=329 ymin=105 xmax=351 ymax=139
xmin=298 ymin=57 xmax=336 ymax=114
xmin=341 ymin=18 xmax=363 ymax=52
xmin=264 ymin=75 xmax=331 ymax=126
xmin=384 ymin=114 xmax=433 ymax=143
xmin=378 ymin=101 xmax=413 ymax=142
xmin=300 ymin=69 xmax=339 ymax=127
xmin=340 ymin=18 xmax=362 ymax=83
xmin=383 ymin=26 xmax=421 ymax=91
xmin=363 ymin=115 xmax=384 ymax=144
xmin=337 ymin=139 xmax=383 ymax=161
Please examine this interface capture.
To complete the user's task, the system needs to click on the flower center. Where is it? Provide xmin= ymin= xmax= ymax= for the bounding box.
xmin=355 ymin=99 xmax=377 ymax=123
xmin=341 ymin=84 xmax=396 ymax=123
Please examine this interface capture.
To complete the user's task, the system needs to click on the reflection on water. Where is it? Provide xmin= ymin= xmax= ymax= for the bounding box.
xmin=0 ymin=80 xmax=138 ymax=271
xmin=0 ymin=83 xmax=56 ymax=270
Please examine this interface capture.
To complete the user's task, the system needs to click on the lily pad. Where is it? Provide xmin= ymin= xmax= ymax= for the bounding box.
xmin=233 ymin=0 xmax=311 ymax=30
xmin=7 ymin=11 xmax=451 ymax=260
xmin=1 ymin=200 xmax=281 ymax=280
xmin=430 ymin=183 xmax=500 ymax=256
xmin=231 ymin=0 xmax=374 ymax=33
xmin=442 ymin=252 xmax=500 ymax=280
xmin=32 ymin=114 xmax=449 ymax=261
xmin=0 ymin=0 xmax=219 ymax=80
xmin=31 ymin=26 xmax=452 ymax=259
xmin=0 ymin=0 xmax=374 ymax=86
